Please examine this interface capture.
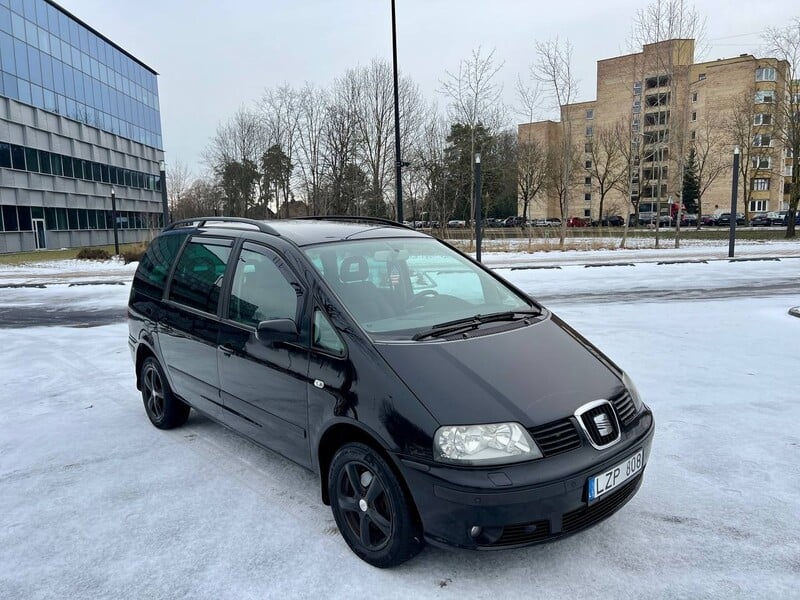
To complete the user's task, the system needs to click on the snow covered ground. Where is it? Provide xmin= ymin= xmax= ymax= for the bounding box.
xmin=0 ymin=252 xmax=798 ymax=599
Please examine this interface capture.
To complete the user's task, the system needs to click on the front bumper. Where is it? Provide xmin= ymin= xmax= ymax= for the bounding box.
xmin=398 ymin=409 xmax=654 ymax=550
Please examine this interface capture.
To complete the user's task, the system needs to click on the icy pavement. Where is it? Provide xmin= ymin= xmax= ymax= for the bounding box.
xmin=0 ymin=258 xmax=799 ymax=599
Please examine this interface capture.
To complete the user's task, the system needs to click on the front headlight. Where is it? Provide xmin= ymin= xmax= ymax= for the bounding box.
xmin=433 ymin=422 xmax=543 ymax=465
xmin=622 ymin=371 xmax=644 ymax=412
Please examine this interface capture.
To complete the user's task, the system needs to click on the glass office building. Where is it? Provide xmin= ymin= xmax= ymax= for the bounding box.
xmin=0 ymin=0 xmax=165 ymax=252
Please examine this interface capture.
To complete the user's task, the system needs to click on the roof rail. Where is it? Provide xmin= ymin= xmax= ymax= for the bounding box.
xmin=164 ymin=217 xmax=280 ymax=236
xmin=292 ymin=215 xmax=413 ymax=230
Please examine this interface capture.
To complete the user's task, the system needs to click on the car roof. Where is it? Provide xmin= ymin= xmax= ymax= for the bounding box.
xmin=168 ymin=217 xmax=429 ymax=247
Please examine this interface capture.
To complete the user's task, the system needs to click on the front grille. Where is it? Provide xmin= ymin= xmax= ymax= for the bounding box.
xmin=578 ymin=403 xmax=620 ymax=447
xmin=610 ymin=391 xmax=637 ymax=426
xmin=490 ymin=520 xmax=552 ymax=547
xmin=562 ymin=474 xmax=642 ymax=533
xmin=529 ymin=418 xmax=582 ymax=457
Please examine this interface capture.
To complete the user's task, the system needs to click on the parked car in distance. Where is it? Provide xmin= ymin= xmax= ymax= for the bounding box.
xmin=567 ymin=217 xmax=590 ymax=227
xmin=750 ymin=212 xmax=770 ymax=226
xmin=503 ymin=216 xmax=526 ymax=227
xmin=766 ymin=211 xmax=784 ymax=226
xmin=784 ymin=210 xmax=800 ymax=226
xmin=128 ymin=216 xmax=654 ymax=568
xmin=545 ymin=217 xmax=562 ymax=227
xmin=592 ymin=216 xmax=625 ymax=227
xmin=717 ymin=213 xmax=745 ymax=226
xmin=447 ymin=219 xmax=466 ymax=228
xmin=700 ymin=214 xmax=717 ymax=226
xmin=481 ymin=218 xmax=504 ymax=228
xmin=679 ymin=214 xmax=698 ymax=227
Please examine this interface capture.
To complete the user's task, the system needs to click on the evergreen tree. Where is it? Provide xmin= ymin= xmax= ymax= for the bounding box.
xmin=682 ymin=147 xmax=700 ymax=214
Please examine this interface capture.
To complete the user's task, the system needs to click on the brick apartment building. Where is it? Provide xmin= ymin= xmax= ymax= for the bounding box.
xmin=520 ymin=39 xmax=791 ymax=222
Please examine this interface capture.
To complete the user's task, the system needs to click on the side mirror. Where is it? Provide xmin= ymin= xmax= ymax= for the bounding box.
xmin=256 ymin=318 xmax=299 ymax=344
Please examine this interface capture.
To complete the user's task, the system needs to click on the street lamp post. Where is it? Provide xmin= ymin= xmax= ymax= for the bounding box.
xmin=728 ymin=146 xmax=740 ymax=258
xmin=110 ymin=186 xmax=119 ymax=255
xmin=159 ymin=160 xmax=169 ymax=228
xmin=391 ymin=0 xmax=403 ymax=223
xmin=474 ymin=153 xmax=482 ymax=263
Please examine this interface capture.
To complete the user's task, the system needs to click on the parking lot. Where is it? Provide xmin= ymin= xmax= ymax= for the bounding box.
xmin=1 ymin=256 xmax=798 ymax=599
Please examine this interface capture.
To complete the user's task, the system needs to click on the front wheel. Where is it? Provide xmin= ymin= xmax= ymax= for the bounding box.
xmin=328 ymin=443 xmax=422 ymax=567
xmin=140 ymin=356 xmax=190 ymax=429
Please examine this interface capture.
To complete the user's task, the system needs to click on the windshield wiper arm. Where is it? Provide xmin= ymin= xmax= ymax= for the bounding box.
xmin=411 ymin=309 xmax=541 ymax=341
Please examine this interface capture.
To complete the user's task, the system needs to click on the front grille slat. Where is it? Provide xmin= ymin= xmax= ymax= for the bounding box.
xmin=529 ymin=418 xmax=581 ymax=457
xmin=562 ymin=474 xmax=642 ymax=532
xmin=478 ymin=474 xmax=643 ymax=548
xmin=610 ymin=391 xmax=637 ymax=426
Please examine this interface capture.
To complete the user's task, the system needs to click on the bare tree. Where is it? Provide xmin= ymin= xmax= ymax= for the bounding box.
xmin=409 ymin=105 xmax=450 ymax=226
xmin=166 ymin=160 xmax=193 ymax=216
xmin=629 ymin=0 xmax=706 ymax=248
xmin=586 ymin=121 xmax=628 ymax=223
xmin=693 ymin=113 xmax=730 ymax=214
xmin=321 ymin=77 xmax=359 ymax=215
xmin=533 ymin=37 xmax=579 ymax=248
xmin=764 ymin=18 xmax=800 ymax=237
xmin=296 ymin=83 xmax=328 ymax=215
xmin=259 ymin=84 xmax=300 ymax=214
xmin=204 ymin=106 xmax=265 ymax=171
xmin=440 ymin=47 xmax=505 ymax=235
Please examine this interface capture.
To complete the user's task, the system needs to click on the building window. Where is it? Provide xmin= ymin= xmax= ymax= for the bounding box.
xmin=585 ymin=126 xmax=593 ymax=137
xmin=786 ymin=165 xmax=794 ymax=177
xmin=585 ymin=143 xmax=592 ymax=152
xmin=690 ymin=131 xmax=696 ymax=140
xmin=586 ymin=109 xmax=594 ymax=119
xmin=749 ymin=200 xmax=768 ymax=212
xmin=755 ymin=91 xmax=774 ymax=104
xmin=584 ymin=176 xmax=591 ymax=185
xmin=585 ymin=160 xmax=592 ymax=169
xmin=751 ymin=156 xmax=771 ymax=169
xmin=753 ymin=113 xmax=772 ymax=126
xmin=584 ymin=193 xmax=591 ymax=201
xmin=698 ymin=73 xmax=706 ymax=81
xmin=753 ymin=134 xmax=771 ymax=147
xmin=645 ymin=75 xmax=670 ymax=89
xmin=751 ymin=178 xmax=770 ymax=191
xmin=755 ymin=67 xmax=777 ymax=82
xmin=691 ymin=92 xmax=698 ymax=102
xmin=691 ymin=111 xmax=697 ymax=122
xmin=584 ymin=209 xmax=591 ymax=217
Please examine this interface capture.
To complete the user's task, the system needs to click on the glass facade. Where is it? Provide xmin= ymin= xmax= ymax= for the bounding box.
xmin=0 ymin=0 xmax=162 ymax=149
xmin=0 ymin=203 xmax=163 ymax=232
xmin=0 ymin=141 xmax=162 ymax=190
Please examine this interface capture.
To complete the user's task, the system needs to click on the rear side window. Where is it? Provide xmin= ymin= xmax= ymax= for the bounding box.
xmin=132 ymin=232 xmax=187 ymax=299
xmin=168 ymin=239 xmax=232 ymax=314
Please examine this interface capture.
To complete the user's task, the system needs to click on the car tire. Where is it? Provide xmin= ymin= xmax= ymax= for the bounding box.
xmin=140 ymin=356 xmax=190 ymax=429
xmin=328 ymin=442 xmax=423 ymax=568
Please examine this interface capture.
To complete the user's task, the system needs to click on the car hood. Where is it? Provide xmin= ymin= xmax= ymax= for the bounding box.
xmin=375 ymin=316 xmax=625 ymax=428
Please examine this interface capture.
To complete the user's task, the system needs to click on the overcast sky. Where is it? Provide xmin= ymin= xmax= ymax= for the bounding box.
xmin=58 ymin=0 xmax=787 ymax=177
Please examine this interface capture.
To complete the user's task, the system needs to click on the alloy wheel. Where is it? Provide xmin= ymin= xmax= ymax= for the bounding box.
xmin=335 ymin=460 xmax=394 ymax=552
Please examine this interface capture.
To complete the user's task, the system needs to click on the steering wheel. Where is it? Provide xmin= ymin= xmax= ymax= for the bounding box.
xmin=406 ymin=289 xmax=439 ymax=309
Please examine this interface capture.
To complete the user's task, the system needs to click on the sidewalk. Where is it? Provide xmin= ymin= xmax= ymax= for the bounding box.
xmin=473 ymin=240 xmax=800 ymax=269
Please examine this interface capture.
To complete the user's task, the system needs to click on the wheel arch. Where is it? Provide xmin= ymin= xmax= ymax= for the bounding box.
xmin=316 ymin=421 xmax=419 ymax=528
xmin=134 ymin=343 xmax=157 ymax=391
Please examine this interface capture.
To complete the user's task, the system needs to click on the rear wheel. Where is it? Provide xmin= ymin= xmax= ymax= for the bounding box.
xmin=328 ymin=443 xmax=422 ymax=567
xmin=140 ymin=356 xmax=190 ymax=429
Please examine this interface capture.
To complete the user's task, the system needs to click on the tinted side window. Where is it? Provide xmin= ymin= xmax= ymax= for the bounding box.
xmin=228 ymin=246 xmax=300 ymax=327
xmin=168 ymin=239 xmax=231 ymax=313
xmin=133 ymin=232 xmax=187 ymax=299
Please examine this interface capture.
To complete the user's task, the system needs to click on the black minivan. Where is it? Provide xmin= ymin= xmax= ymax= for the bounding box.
xmin=128 ymin=217 xmax=654 ymax=567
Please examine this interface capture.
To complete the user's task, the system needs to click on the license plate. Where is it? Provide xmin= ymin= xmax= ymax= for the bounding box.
xmin=588 ymin=449 xmax=644 ymax=502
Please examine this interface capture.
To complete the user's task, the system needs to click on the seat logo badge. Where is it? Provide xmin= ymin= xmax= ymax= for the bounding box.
xmin=593 ymin=413 xmax=613 ymax=436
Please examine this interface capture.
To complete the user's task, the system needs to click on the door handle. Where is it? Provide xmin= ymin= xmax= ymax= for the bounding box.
xmin=219 ymin=344 xmax=234 ymax=357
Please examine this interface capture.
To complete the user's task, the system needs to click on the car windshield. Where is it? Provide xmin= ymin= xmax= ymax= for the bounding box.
xmin=304 ymin=237 xmax=534 ymax=339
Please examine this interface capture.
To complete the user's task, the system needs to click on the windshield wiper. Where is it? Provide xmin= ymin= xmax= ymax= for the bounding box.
xmin=412 ymin=309 xmax=542 ymax=341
